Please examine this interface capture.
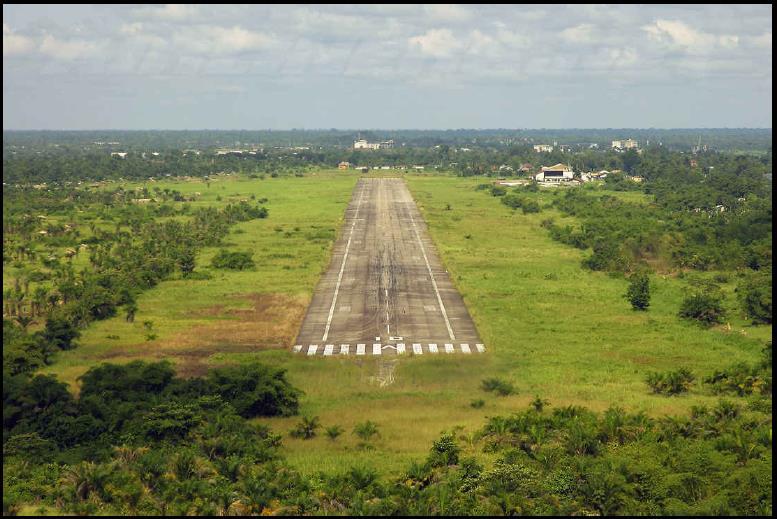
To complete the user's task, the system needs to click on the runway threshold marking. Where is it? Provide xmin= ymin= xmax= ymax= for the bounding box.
xmin=407 ymin=207 xmax=456 ymax=341
xmin=322 ymin=183 xmax=367 ymax=343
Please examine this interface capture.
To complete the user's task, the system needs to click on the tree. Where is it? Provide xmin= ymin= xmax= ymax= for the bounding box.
xmin=125 ymin=301 xmax=138 ymax=323
xmin=178 ymin=247 xmax=196 ymax=277
xmin=737 ymin=273 xmax=772 ymax=324
xmin=325 ymin=425 xmax=344 ymax=441
xmin=625 ymin=271 xmax=651 ymax=310
xmin=353 ymin=421 xmax=380 ymax=442
xmin=679 ymin=287 xmax=726 ymax=326
xmin=42 ymin=317 xmax=80 ymax=350
xmin=290 ymin=416 xmax=320 ymax=439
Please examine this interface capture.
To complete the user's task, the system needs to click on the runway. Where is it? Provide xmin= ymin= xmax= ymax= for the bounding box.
xmin=294 ymin=177 xmax=483 ymax=356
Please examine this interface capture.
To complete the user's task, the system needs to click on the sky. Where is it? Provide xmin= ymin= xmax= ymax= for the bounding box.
xmin=2 ymin=4 xmax=772 ymax=130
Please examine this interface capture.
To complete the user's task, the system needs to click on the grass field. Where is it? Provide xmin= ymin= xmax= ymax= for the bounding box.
xmin=40 ymin=170 xmax=769 ymax=477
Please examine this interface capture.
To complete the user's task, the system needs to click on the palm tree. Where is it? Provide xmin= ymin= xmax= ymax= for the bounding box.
xmin=14 ymin=315 xmax=34 ymax=332
xmin=291 ymin=416 xmax=320 ymax=439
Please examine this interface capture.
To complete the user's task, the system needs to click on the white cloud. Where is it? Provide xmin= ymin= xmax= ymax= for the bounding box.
xmin=39 ymin=34 xmax=98 ymax=60
xmin=750 ymin=32 xmax=771 ymax=49
xmin=3 ymin=24 xmax=35 ymax=57
xmin=134 ymin=4 xmax=198 ymax=21
xmin=408 ymin=28 xmax=462 ymax=58
xmin=423 ymin=4 xmax=472 ymax=23
xmin=560 ymin=23 xmax=595 ymax=44
xmin=642 ymin=19 xmax=739 ymax=53
xmin=173 ymin=25 xmax=273 ymax=55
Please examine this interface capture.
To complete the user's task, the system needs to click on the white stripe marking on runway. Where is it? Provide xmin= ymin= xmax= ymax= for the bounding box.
xmin=460 ymin=343 xmax=471 ymax=354
xmin=322 ymin=183 xmax=366 ymax=342
xmin=356 ymin=343 xmax=366 ymax=355
xmin=324 ymin=344 xmax=334 ymax=356
xmin=340 ymin=344 xmax=350 ymax=355
xmin=407 ymin=209 xmax=455 ymax=341
xmin=293 ymin=345 xmax=302 ymax=353
xmin=373 ymin=343 xmax=382 ymax=355
xmin=396 ymin=343 xmax=406 ymax=354
xmin=413 ymin=343 xmax=423 ymax=355
xmin=428 ymin=343 xmax=438 ymax=353
xmin=307 ymin=345 xmax=318 ymax=356
xmin=444 ymin=343 xmax=454 ymax=353
xmin=475 ymin=343 xmax=485 ymax=353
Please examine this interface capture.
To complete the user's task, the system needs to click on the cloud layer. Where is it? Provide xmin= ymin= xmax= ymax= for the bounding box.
xmin=3 ymin=4 xmax=772 ymax=129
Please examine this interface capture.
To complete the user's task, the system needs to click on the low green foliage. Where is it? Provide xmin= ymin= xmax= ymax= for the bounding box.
xmin=211 ymin=250 xmax=256 ymax=270
xmin=626 ymin=271 xmax=651 ymax=310
xmin=646 ymin=368 xmax=695 ymax=395
xmin=679 ymin=285 xmax=727 ymax=326
xmin=481 ymin=377 xmax=516 ymax=396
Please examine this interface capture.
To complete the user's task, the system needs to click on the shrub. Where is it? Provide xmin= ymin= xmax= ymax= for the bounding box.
xmin=501 ymin=193 xmax=523 ymax=209
xmin=625 ymin=271 xmax=651 ymax=311
xmin=290 ymin=416 xmax=320 ymax=440
xmin=470 ymin=399 xmax=485 ymax=409
xmin=646 ymin=368 xmax=695 ymax=395
xmin=211 ymin=250 xmax=255 ymax=270
xmin=353 ymin=421 xmax=380 ymax=442
xmin=679 ymin=290 xmax=726 ymax=326
xmin=427 ymin=434 xmax=460 ymax=467
xmin=521 ymin=200 xmax=541 ymax=214
xmin=737 ymin=273 xmax=772 ymax=324
xmin=325 ymin=425 xmax=344 ymax=441
xmin=207 ymin=364 xmax=301 ymax=417
xmin=481 ymin=378 xmax=516 ymax=396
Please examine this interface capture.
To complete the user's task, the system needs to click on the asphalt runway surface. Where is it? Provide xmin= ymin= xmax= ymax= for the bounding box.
xmin=294 ymin=177 xmax=484 ymax=356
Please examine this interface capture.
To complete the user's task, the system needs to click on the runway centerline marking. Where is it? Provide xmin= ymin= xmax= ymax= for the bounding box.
xmin=321 ymin=184 xmax=366 ymax=342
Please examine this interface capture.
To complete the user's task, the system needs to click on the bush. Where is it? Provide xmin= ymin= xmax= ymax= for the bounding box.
xmin=353 ymin=421 xmax=380 ymax=442
xmin=481 ymin=378 xmax=516 ymax=396
xmin=501 ymin=193 xmax=523 ymax=209
xmin=521 ymin=200 xmax=541 ymax=214
xmin=737 ymin=273 xmax=772 ymax=324
xmin=427 ymin=434 xmax=460 ymax=467
xmin=646 ymin=368 xmax=695 ymax=395
xmin=211 ymin=250 xmax=255 ymax=270
xmin=625 ymin=271 xmax=651 ymax=311
xmin=325 ymin=425 xmax=344 ymax=441
xmin=470 ymin=399 xmax=485 ymax=409
xmin=679 ymin=290 xmax=726 ymax=326
xmin=289 ymin=416 xmax=320 ymax=440
xmin=207 ymin=364 xmax=301 ymax=417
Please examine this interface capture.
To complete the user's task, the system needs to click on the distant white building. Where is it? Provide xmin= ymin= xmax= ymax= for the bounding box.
xmin=111 ymin=152 xmax=128 ymax=158
xmin=535 ymin=163 xmax=574 ymax=183
xmin=612 ymin=139 xmax=638 ymax=150
xmin=533 ymin=144 xmax=554 ymax=153
xmin=354 ymin=139 xmax=394 ymax=150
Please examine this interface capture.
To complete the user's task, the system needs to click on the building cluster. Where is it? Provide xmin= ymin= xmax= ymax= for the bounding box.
xmin=611 ymin=139 xmax=639 ymax=151
xmin=338 ymin=162 xmax=425 ymax=172
xmin=353 ymin=139 xmax=395 ymax=150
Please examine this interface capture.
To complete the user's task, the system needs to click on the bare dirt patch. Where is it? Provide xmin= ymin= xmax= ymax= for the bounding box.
xmin=97 ymin=293 xmax=308 ymax=377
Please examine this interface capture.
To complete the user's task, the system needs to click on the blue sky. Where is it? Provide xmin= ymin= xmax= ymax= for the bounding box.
xmin=3 ymin=4 xmax=772 ymax=129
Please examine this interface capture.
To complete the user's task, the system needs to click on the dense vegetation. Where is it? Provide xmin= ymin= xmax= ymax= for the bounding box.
xmin=3 ymin=130 xmax=772 ymax=516
xmin=4 ymin=348 xmax=771 ymax=515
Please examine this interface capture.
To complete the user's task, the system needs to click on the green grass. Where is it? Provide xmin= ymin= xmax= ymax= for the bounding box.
xmin=38 ymin=171 xmax=770 ymax=477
